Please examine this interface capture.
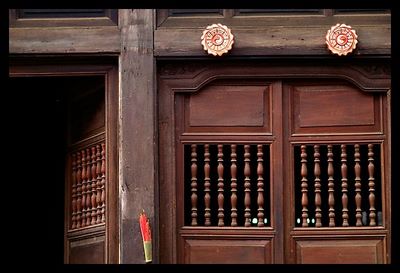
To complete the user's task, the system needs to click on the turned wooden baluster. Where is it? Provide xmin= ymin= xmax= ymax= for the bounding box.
xmin=190 ymin=144 xmax=198 ymax=226
xmin=244 ymin=145 xmax=251 ymax=227
xmin=341 ymin=145 xmax=349 ymax=227
xmin=71 ymin=153 xmax=77 ymax=229
xmin=91 ymin=146 xmax=97 ymax=225
xmin=368 ymin=144 xmax=376 ymax=226
xmin=354 ymin=144 xmax=362 ymax=226
xmin=314 ymin=145 xmax=322 ymax=227
xmin=327 ymin=145 xmax=335 ymax=227
xmin=204 ymin=144 xmax=211 ymax=226
xmin=230 ymin=144 xmax=238 ymax=227
xmin=81 ymin=149 xmax=87 ymax=227
xmin=217 ymin=144 xmax=224 ymax=227
xmin=95 ymin=144 xmax=102 ymax=224
xmin=257 ymin=145 xmax=265 ymax=227
xmin=100 ymin=143 xmax=106 ymax=223
xmin=86 ymin=148 xmax=92 ymax=226
xmin=300 ymin=145 xmax=309 ymax=227
xmin=76 ymin=152 xmax=82 ymax=229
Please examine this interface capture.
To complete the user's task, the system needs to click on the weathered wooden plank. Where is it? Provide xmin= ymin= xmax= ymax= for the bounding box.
xmin=119 ymin=9 xmax=156 ymax=264
xmin=154 ymin=25 xmax=390 ymax=56
xmin=9 ymin=26 xmax=120 ymax=54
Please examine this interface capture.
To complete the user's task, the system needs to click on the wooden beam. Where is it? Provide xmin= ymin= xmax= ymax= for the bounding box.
xmin=119 ymin=9 xmax=156 ymax=264
xmin=9 ymin=26 xmax=120 ymax=54
xmin=155 ymin=25 xmax=390 ymax=57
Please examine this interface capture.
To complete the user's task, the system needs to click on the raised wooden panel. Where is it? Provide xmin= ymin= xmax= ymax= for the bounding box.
xmin=299 ymin=89 xmax=374 ymax=127
xmin=295 ymin=238 xmax=384 ymax=264
xmin=169 ymin=9 xmax=223 ymax=16
xmin=184 ymin=239 xmax=272 ymax=264
xmin=236 ymin=9 xmax=321 ymax=15
xmin=69 ymin=235 xmax=105 ymax=264
xmin=183 ymin=84 xmax=271 ymax=134
xmin=10 ymin=9 xmax=118 ymax=27
xmin=334 ymin=9 xmax=390 ymax=14
xmin=18 ymin=9 xmax=108 ymax=18
xmin=290 ymin=83 xmax=382 ymax=135
xmin=190 ymin=87 xmax=264 ymax=126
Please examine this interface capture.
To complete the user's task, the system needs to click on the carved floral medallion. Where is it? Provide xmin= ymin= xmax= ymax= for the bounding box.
xmin=326 ymin=23 xmax=358 ymax=56
xmin=201 ymin=23 xmax=234 ymax=56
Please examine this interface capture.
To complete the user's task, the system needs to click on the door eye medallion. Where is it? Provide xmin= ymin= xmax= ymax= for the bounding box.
xmin=326 ymin=23 xmax=358 ymax=56
xmin=201 ymin=23 xmax=234 ymax=56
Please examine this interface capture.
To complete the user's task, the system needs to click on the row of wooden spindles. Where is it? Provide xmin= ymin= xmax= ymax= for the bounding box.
xmin=70 ymin=143 xmax=106 ymax=229
xmin=300 ymin=144 xmax=377 ymax=227
xmin=190 ymin=144 xmax=266 ymax=227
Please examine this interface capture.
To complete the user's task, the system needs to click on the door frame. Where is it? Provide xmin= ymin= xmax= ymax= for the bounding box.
xmin=9 ymin=57 xmax=120 ymax=264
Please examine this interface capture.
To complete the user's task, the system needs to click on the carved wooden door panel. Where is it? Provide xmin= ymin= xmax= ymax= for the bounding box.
xmin=158 ymin=62 xmax=391 ymax=264
xmin=282 ymin=80 xmax=390 ymax=263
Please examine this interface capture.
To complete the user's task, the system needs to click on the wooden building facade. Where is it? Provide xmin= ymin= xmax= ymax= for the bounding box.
xmin=8 ymin=9 xmax=393 ymax=264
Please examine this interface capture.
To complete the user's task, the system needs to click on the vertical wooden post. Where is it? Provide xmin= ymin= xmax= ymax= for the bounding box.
xmin=96 ymin=144 xmax=102 ymax=224
xmin=368 ymin=144 xmax=376 ymax=226
xmin=341 ymin=145 xmax=349 ymax=227
xmin=300 ymin=145 xmax=309 ymax=227
xmin=204 ymin=144 xmax=211 ymax=226
xmin=354 ymin=144 xmax=362 ymax=226
xmin=81 ymin=149 xmax=87 ymax=227
xmin=230 ymin=144 xmax=238 ymax=227
xmin=191 ymin=144 xmax=198 ymax=226
xmin=91 ymin=146 xmax=97 ymax=226
xmin=314 ymin=145 xmax=322 ymax=227
xmin=76 ymin=152 xmax=82 ymax=229
xmin=244 ymin=145 xmax=251 ymax=227
xmin=217 ymin=144 xmax=224 ymax=227
xmin=100 ymin=143 xmax=106 ymax=223
xmin=86 ymin=148 xmax=92 ymax=226
xmin=119 ymin=9 xmax=155 ymax=264
xmin=71 ymin=153 xmax=77 ymax=229
xmin=327 ymin=145 xmax=335 ymax=227
xmin=257 ymin=145 xmax=264 ymax=227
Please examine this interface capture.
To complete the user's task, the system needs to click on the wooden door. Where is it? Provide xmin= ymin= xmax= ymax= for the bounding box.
xmin=63 ymin=76 xmax=108 ymax=264
xmin=158 ymin=61 xmax=391 ymax=264
xmin=9 ymin=62 xmax=119 ymax=264
xmin=282 ymin=80 xmax=389 ymax=263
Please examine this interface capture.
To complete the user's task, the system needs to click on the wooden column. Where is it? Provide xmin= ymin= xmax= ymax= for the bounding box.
xmin=119 ymin=9 xmax=156 ymax=264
